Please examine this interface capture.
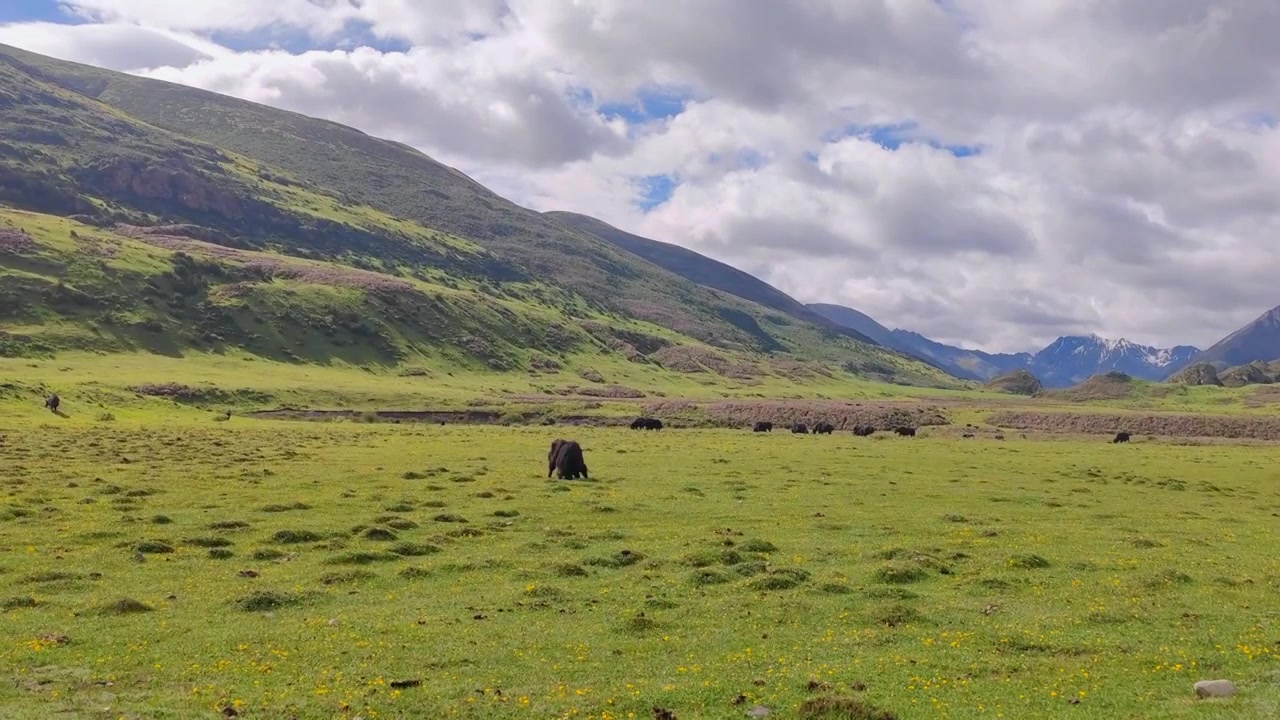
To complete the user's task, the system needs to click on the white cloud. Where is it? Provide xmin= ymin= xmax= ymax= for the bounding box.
xmin=2 ymin=0 xmax=1278 ymax=352
xmin=0 ymin=21 xmax=226 ymax=70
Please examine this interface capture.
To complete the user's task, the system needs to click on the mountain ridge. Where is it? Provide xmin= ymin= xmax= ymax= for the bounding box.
xmin=1172 ymin=304 xmax=1280 ymax=374
xmin=545 ymin=212 xmax=878 ymax=345
xmin=810 ymin=303 xmax=1199 ymax=387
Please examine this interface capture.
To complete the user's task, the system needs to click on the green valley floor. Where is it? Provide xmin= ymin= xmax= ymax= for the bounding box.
xmin=1 ymin=415 xmax=1277 ymax=719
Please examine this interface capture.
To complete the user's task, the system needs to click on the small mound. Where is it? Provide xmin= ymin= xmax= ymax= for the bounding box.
xmin=984 ymin=369 xmax=1043 ymax=396
xmin=1 ymin=596 xmax=38 ymax=611
xmin=799 ymin=696 xmax=898 ymax=720
xmin=389 ymin=542 xmax=442 ymax=557
xmin=185 ymin=536 xmax=233 ymax=548
xmin=100 ymin=598 xmax=154 ymax=615
xmin=362 ymin=527 xmax=398 ymax=541
xmin=1168 ymin=362 xmax=1222 ymax=387
xmin=234 ymin=590 xmax=304 ymax=612
xmin=1057 ymin=371 xmax=1136 ymax=400
xmin=272 ymin=529 xmax=323 ymax=544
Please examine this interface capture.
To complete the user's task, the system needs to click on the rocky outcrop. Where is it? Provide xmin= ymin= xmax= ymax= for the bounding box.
xmin=1219 ymin=362 xmax=1275 ymax=387
xmin=984 ymin=369 xmax=1044 ymax=396
xmin=0 ymin=227 xmax=37 ymax=254
xmin=76 ymin=159 xmax=244 ymax=218
xmin=1168 ymin=362 xmax=1223 ymax=386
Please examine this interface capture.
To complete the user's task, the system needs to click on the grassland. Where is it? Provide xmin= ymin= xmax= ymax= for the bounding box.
xmin=2 ymin=416 xmax=1278 ymax=720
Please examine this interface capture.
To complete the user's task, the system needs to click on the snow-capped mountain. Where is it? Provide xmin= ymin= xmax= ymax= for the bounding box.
xmin=1029 ymin=334 xmax=1200 ymax=387
xmin=808 ymin=304 xmax=1200 ymax=387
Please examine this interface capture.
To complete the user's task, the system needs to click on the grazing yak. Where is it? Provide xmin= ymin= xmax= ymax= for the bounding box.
xmin=1112 ymin=431 xmax=1131 ymax=444
xmin=894 ymin=426 xmax=917 ymax=437
xmin=44 ymin=393 xmax=60 ymax=413
xmin=630 ymin=417 xmax=664 ymax=431
xmin=812 ymin=422 xmax=835 ymax=435
xmin=791 ymin=423 xmax=809 ymax=434
xmin=547 ymin=439 xmax=589 ymax=480
xmin=752 ymin=421 xmax=773 ymax=432
xmin=852 ymin=424 xmax=875 ymax=437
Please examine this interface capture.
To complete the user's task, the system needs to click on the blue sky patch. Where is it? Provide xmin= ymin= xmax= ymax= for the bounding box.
xmin=209 ymin=20 xmax=410 ymax=54
xmin=826 ymin=121 xmax=981 ymax=157
xmin=600 ymin=87 xmax=695 ymax=125
xmin=635 ymin=174 xmax=679 ymax=211
xmin=1241 ymin=111 xmax=1277 ymax=128
xmin=0 ymin=0 xmax=72 ymax=24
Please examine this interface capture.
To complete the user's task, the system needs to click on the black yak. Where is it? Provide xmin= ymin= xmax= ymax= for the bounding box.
xmin=752 ymin=421 xmax=773 ymax=432
xmin=547 ymin=439 xmax=589 ymax=480
xmin=812 ymin=422 xmax=835 ymax=435
xmin=630 ymin=417 xmax=663 ymax=430
xmin=1112 ymin=431 xmax=1131 ymax=443
xmin=852 ymin=425 xmax=875 ymax=437
xmin=894 ymin=426 xmax=916 ymax=437
xmin=44 ymin=393 xmax=60 ymax=413
xmin=791 ymin=423 xmax=809 ymax=434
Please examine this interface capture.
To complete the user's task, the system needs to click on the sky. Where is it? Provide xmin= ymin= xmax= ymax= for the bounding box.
xmin=1 ymin=1 xmax=1278 ymax=353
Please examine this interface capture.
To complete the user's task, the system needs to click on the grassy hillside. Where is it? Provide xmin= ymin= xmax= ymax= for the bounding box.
xmin=0 ymin=43 xmax=961 ymax=390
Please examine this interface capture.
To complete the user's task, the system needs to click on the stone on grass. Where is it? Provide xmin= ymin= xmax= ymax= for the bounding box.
xmin=1193 ymin=680 xmax=1236 ymax=698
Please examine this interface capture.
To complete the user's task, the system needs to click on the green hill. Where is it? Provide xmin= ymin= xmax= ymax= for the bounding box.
xmin=0 ymin=43 xmax=960 ymax=391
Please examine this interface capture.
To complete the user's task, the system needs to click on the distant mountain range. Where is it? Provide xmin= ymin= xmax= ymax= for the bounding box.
xmin=809 ymin=303 xmax=1202 ymax=387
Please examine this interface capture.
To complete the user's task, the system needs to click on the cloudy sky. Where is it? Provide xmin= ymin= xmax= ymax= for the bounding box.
xmin=2 ymin=1 xmax=1278 ymax=353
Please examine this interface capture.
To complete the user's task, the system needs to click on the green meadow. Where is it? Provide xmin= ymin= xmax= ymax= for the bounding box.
xmin=2 ymin=416 xmax=1278 ymax=719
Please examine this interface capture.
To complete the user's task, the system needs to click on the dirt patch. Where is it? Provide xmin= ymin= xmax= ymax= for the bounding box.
xmin=527 ymin=354 xmax=562 ymax=373
xmin=117 ymin=225 xmax=416 ymax=292
xmin=987 ymin=410 xmax=1280 ymax=440
xmin=132 ymin=383 xmax=271 ymax=405
xmin=579 ymin=322 xmax=670 ymax=359
xmin=643 ymin=400 xmax=950 ymax=429
xmin=650 ymin=346 xmax=762 ymax=379
xmin=1242 ymin=386 xmax=1280 ymax=407
xmin=770 ymin=360 xmax=834 ymax=381
xmin=243 ymin=408 xmax=621 ymax=427
xmin=557 ymin=385 xmax=646 ymax=399
xmin=0 ymin=228 xmax=38 ymax=254
xmin=75 ymin=236 xmax=120 ymax=258
xmin=577 ymin=368 xmax=606 ymax=384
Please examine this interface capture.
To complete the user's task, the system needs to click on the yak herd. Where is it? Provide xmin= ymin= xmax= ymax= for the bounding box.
xmin=35 ymin=395 xmax=1134 ymax=484
xmin=547 ymin=416 xmax=922 ymax=480
xmin=545 ymin=417 xmax=1136 ymax=479
xmin=755 ymin=420 xmax=912 ymax=436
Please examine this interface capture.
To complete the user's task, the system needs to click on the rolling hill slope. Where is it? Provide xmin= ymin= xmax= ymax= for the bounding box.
xmin=0 ymin=43 xmax=959 ymax=389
